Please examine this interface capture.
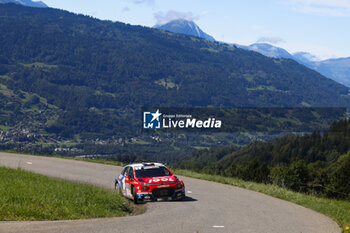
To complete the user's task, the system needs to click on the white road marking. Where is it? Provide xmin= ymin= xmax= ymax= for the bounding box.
xmin=212 ymin=226 xmax=225 ymax=228
xmin=26 ymin=162 xmax=33 ymax=165
xmin=187 ymin=191 xmax=192 ymax=194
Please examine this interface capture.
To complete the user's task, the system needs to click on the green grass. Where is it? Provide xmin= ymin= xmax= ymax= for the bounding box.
xmin=201 ymin=47 xmax=220 ymax=53
xmin=0 ymin=167 xmax=136 ymax=220
xmin=154 ymin=78 xmax=179 ymax=90
xmin=1 ymin=151 xmax=123 ymax=167
xmin=94 ymin=90 xmax=116 ymax=98
xmin=0 ymin=75 xmax=11 ymax=80
xmin=74 ymin=157 xmax=123 ymax=166
xmin=0 ymin=125 xmax=10 ymax=131
xmin=301 ymin=101 xmax=311 ymax=107
xmin=175 ymin=169 xmax=350 ymax=232
xmin=193 ymin=146 xmax=211 ymax=150
xmin=0 ymin=83 xmax=14 ymax=97
xmin=246 ymin=85 xmax=277 ymax=91
xmin=128 ymin=139 xmax=151 ymax=145
xmin=20 ymin=62 xmax=58 ymax=69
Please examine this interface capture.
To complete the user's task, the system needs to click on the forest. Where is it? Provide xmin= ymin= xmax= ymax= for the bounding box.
xmin=175 ymin=119 xmax=350 ymax=199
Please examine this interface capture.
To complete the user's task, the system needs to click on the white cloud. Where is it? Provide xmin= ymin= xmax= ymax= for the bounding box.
xmin=288 ymin=0 xmax=350 ymax=16
xmin=257 ymin=37 xmax=285 ymax=44
xmin=284 ymin=41 xmax=345 ymax=60
xmin=251 ymin=25 xmax=265 ymax=31
xmin=122 ymin=7 xmax=130 ymax=12
xmin=154 ymin=10 xmax=200 ymax=26
xmin=132 ymin=0 xmax=154 ymax=5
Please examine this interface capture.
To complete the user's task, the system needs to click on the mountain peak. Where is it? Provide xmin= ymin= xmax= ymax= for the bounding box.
xmin=248 ymin=43 xmax=293 ymax=59
xmin=155 ymin=19 xmax=215 ymax=42
xmin=293 ymin=52 xmax=320 ymax=63
xmin=244 ymin=43 xmax=350 ymax=88
xmin=0 ymin=0 xmax=48 ymax=8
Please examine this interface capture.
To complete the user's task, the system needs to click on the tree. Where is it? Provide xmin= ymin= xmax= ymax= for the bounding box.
xmin=328 ymin=151 xmax=350 ymax=199
xmin=241 ymin=158 xmax=270 ymax=183
xmin=284 ymin=159 xmax=309 ymax=192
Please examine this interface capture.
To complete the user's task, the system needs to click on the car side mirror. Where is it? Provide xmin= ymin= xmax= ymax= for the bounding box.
xmin=125 ymin=175 xmax=130 ymax=181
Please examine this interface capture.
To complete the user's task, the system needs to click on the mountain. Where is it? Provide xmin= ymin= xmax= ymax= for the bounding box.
xmin=155 ymin=19 xmax=215 ymax=42
xmin=292 ymin=52 xmax=319 ymax=67
xmin=0 ymin=0 xmax=47 ymax=8
xmin=0 ymin=4 xmax=349 ymax=141
xmin=247 ymin=43 xmax=294 ymax=59
xmin=313 ymin=57 xmax=350 ymax=87
xmin=291 ymin=53 xmax=350 ymax=88
xmin=239 ymin=43 xmax=350 ymax=88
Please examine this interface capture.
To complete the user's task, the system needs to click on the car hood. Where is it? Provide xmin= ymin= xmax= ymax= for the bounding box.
xmin=138 ymin=176 xmax=178 ymax=185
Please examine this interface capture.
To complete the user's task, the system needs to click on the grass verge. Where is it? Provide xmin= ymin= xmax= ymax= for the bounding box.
xmin=175 ymin=169 xmax=350 ymax=232
xmin=0 ymin=167 xmax=136 ymax=220
xmin=1 ymin=150 xmax=123 ymax=166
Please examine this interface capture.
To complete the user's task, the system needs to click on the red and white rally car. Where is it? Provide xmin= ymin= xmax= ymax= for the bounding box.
xmin=115 ymin=162 xmax=185 ymax=203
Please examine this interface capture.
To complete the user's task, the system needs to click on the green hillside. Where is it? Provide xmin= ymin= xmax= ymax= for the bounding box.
xmin=0 ymin=4 xmax=349 ymax=139
xmin=0 ymin=3 xmax=350 ymax=162
xmin=175 ymin=119 xmax=350 ymax=199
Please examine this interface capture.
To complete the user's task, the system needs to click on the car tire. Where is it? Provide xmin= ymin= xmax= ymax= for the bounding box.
xmin=176 ymin=193 xmax=186 ymax=201
xmin=132 ymin=186 xmax=140 ymax=204
xmin=115 ymin=182 xmax=122 ymax=195
xmin=179 ymin=194 xmax=186 ymax=201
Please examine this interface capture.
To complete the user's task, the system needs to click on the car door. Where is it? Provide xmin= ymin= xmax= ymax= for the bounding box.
xmin=119 ymin=167 xmax=127 ymax=195
xmin=124 ymin=167 xmax=133 ymax=198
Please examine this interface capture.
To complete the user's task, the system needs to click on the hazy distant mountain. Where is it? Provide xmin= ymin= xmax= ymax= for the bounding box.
xmin=240 ymin=43 xmax=350 ymax=88
xmin=293 ymin=52 xmax=319 ymax=67
xmin=0 ymin=0 xmax=47 ymax=8
xmin=155 ymin=19 xmax=215 ymax=42
xmin=314 ymin=57 xmax=350 ymax=87
xmin=156 ymin=21 xmax=350 ymax=88
xmin=247 ymin=43 xmax=294 ymax=59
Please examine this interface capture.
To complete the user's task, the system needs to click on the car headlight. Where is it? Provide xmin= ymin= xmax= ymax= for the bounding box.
xmin=141 ymin=186 xmax=150 ymax=191
xmin=175 ymin=183 xmax=182 ymax=189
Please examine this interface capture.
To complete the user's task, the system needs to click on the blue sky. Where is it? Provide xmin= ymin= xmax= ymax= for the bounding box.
xmin=42 ymin=0 xmax=350 ymax=60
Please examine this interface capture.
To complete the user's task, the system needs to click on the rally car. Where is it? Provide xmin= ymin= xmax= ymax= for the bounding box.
xmin=115 ymin=162 xmax=185 ymax=204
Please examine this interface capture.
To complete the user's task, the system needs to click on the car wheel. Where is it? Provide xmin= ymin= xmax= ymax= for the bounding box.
xmin=176 ymin=193 xmax=186 ymax=201
xmin=115 ymin=182 xmax=122 ymax=195
xmin=179 ymin=194 xmax=186 ymax=201
xmin=132 ymin=186 xmax=139 ymax=204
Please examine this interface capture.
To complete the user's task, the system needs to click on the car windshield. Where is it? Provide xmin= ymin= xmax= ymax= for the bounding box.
xmin=135 ymin=167 xmax=171 ymax=178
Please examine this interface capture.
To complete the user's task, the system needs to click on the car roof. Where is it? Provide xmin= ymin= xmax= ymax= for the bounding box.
xmin=126 ymin=162 xmax=165 ymax=169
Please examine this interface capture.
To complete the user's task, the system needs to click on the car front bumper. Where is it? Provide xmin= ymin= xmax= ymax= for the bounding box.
xmin=137 ymin=188 xmax=185 ymax=201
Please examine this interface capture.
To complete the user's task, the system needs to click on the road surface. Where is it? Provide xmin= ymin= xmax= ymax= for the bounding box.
xmin=0 ymin=152 xmax=340 ymax=233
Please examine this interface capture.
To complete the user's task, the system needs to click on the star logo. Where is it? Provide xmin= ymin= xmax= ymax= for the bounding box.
xmin=143 ymin=109 xmax=162 ymax=129
xmin=151 ymin=109 xmax=162 ymax=123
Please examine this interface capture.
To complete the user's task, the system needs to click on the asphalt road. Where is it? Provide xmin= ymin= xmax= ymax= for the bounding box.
xmin=0 ymin=152 xmax=340 ymax=233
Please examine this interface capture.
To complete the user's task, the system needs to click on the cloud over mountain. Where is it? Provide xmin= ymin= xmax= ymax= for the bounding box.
xmin=154 ymin=10 xmax=199 ymax=26
xmin=256 ymin=37 xmax=285 ymax=45
xmin=132 ymin=0 xmax=154 ymax=5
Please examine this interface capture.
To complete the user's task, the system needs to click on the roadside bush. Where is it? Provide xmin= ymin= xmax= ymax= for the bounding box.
xmin=328 ymin=152 xmax=350 ymax=199
xmin=270 ymin=159 xmax=309 ymax=192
